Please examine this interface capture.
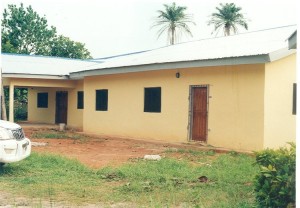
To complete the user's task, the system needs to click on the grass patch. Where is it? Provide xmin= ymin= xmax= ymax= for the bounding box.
xmin=0 ymin=151 xmax=259 ymax=207
xmin=31 ymin=130 xmax=89 ymax=142
xmin=165 ymin=147 xmax=216 ymax=156
xmin=0 ymin=152 xmax=109 ymax=206
xmin=113 ymin=153 xmax=258 ymax=207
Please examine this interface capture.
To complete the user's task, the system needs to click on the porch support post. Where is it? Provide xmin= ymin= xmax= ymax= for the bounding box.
xmin=9 ymin=83 xmax=14 ymax=122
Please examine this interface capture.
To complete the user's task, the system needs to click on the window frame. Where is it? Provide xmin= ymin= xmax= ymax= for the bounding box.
xmin=95 ymin=89 xmax=108 ymax=111
xmin=77 ymin=91 xmax=84 ymax=109
xmin=144 ymin=87 xmax=161 ymax=113
xmin=37 ymin=92 xmax=48 ymax=108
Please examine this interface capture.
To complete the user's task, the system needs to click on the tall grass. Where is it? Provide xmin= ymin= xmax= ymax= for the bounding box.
xmin=0 ymin=151 xmax=258 ymax=207
xmin=107 ymin=154 xmax=258 ymax=207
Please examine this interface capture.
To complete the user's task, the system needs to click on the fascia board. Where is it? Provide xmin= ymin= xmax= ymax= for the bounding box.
xmin=70 ymin=55 xmax=270 ymax=79
xmin=288 ymin=32 xmax=297 ymax=49
xmin=268 ymin=47 xmax=296 ymax=62
xmin=2 ymin=73 xmax=70 ymax=80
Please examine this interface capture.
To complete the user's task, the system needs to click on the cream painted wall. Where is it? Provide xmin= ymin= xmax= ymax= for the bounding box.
xmin=28 ymin=88 xmax=56 ymax=123
xmin=6 ymin=78 xmax=82 ymax=128
xmin=83 ymin=64 xmax=265 ymax=151
xmin=203 ymin=65 xmax=265 ymax=151
xmin=5 ymin=54 xmax=296 ymax=151
xmin=3 ymin=77 xmax=76 ymax=122
xmin=28 ymin=84 xmax=84 ymax=128
xmin=264 ymin=53 xmax=297 ymax=149
xmin=67 ymin=80 xmax=84 ymax=129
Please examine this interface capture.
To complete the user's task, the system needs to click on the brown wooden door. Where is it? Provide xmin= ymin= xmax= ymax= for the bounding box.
xmin=55 ymin=91 xmax=68 ymax=124
xmin=191 ymin=87 xmax=208 ymax=142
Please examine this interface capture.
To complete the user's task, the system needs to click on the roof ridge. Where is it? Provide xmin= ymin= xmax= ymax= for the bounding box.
xmin=155 ymin=24 xmax=297 ymax=49
xmin=93 ymin=50 xmax=151 ymax=60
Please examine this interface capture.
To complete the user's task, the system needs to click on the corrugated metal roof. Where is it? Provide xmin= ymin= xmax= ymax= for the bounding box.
xmin=81 ymin=26 xmax=296 ymax=69
xmin=74 ymin=25 xmax=296 ymax=73
xmin=92 ymin=50 xmax=150 ymax=61
xmin=1 ymin=53 xmax=99 ymax=77
xmin=1 ymin=25 xmax=297 ymax=79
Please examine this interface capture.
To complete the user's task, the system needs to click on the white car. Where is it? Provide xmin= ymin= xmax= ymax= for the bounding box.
xmin=0 ymin=120 xmax=31 ymax=166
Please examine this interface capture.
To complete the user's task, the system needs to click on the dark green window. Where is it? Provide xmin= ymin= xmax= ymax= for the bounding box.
xmin=37 ymin=92 xmax=48 ymax=108
xmin=96 ymin=89 xmax=108 ymax=111
xmin=144 ymin=87 xmax=161 ymax=113
xmin=293 ymin=83 xmax=297 ymax=115
xmin=77 ymin=91 xmax=84 ymax=109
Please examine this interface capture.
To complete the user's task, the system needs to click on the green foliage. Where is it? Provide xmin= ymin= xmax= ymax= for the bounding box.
xmin=208 ymin=3 xmax=248 ymax=36
xmin=152 ymin=2 xmax=195 ymax=45
xmin=50 ymin=35 xmax=91 ymax=59
xmin=31 ymin=132 xmax=70 ymax=139
xmin=1 ymin=3 xmax=56 ymax=55
xmin=1 ymin=3 xmax=91 ymax=120
xmin=107 ymin=154 xmax=258 ymax=207
xmin=31 ymin=130 xmax=89 ymax=142
xmin=13 ymin=88 xmax=28 ymax=104
xmin=14 ymin=102 xmax=27 ymax=121
xmin=4 ymin=87 xmax=26 ymax=105
xmin=1 ymin=3 xmax=92 ymax=59
xmin=0 ymin=151 xmax=258 ymax=207
xmin=169 ymin=148 xmax=216 ymax=156
xmin=0 ymin=153 xmax=101 ymax=205
xmin=1 ymin=40 xmax=17 ymax=53
xmin=3 ymin=87 xmax=28 ymax=121
xmin=254 ymin=143 xmax=296 ymax=208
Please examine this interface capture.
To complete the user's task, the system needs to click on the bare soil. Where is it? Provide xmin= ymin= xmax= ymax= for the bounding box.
xmin=24 ymin=127 xmax=203 ymax=169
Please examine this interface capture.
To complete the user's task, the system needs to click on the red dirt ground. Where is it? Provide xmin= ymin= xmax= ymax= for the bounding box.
xmin=23 ymin=126 xmax=200 ymax=169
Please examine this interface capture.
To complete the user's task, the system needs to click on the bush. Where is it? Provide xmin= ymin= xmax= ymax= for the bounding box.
xmin=13 ymin=101 xmax=28 ymax=121
xmin=254 ymin=143 xmax=295 ymax=208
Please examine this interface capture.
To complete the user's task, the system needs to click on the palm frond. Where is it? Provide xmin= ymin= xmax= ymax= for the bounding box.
xmin=151 ymin=2 xmax=195 ymax=44
xmin=156 ymin=24 xmax=170 ymax=40
xmin=207 ymin=2 xmax=249 ymax=36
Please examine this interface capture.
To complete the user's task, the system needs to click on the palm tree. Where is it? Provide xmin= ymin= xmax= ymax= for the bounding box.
xmin=152 ymin=2 xmax=195 ymax=45
xmin=208 ymin=3 xmax=248 ymax=36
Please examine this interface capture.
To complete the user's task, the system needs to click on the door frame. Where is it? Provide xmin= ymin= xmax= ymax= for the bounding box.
xmin=188 ymin=85 xmax=209 ymax=142
xmin=55 ymin=91 xmax=68 ymax=124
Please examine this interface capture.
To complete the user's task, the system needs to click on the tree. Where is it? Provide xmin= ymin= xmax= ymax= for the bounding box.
xmin=1 ymin=40 xmax=17 ymax=53
xmin=208 ymin=3 xmax=248 ymax=36
xmin=1 ymin=3 xmax=92 ymax=59
xmin=152 ymin=2 xmax=195 ymax=45
xmin=1 ymin=4 xmax=92 ymax=119
xmin=50 ymin=35 xmax=91 ymax=59
xmin=1 ymin=3 xmax=56 ymax=55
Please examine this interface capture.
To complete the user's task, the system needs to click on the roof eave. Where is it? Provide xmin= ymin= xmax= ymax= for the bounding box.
xmin=268 ymin=47 xmax=296 ymax=62
xmin=288 ymin=31 xmax=297 ymax=49
xmin=2 ymin=73 xmax=70 ymax=80
xmin=69 ymin=54 xmax=270 ymax=79
xmin=4 ymin=48 xmax=295 ymax=80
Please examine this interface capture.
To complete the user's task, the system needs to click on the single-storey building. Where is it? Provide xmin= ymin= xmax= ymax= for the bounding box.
xmin=1 ymin=25 xmax=297 ymax=151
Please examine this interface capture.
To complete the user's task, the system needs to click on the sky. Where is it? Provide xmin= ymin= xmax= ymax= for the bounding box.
xmin=0 ymin=0 xmax=298 ymax=58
